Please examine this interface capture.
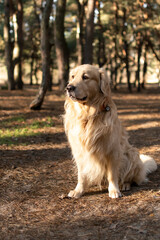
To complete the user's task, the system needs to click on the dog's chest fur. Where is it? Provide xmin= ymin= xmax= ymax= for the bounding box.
xmin=64 ymin=99 xmax=117 ymax=185
xmin=64 ymin=99 xmax=116 ymax=158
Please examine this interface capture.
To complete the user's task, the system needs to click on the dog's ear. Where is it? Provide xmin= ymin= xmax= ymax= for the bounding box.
xmin=99 ymin=68 xmax=111 ymax=96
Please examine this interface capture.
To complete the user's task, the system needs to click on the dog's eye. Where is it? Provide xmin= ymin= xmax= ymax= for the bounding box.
xmin=72 ymin=75 xmax=74 ymax=79
xmin=82 ymin=74 xmax=89 ymax=80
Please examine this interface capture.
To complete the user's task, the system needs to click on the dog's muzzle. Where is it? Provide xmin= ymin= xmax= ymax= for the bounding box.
xmin=66 ymin=84 xmax=76 ymax=92
xmin=66 ymin=84 xmax=87 ymax=102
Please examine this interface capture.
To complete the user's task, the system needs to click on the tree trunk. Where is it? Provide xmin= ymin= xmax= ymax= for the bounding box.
xmin=97 ymin=0 xmax=106 ymax=67
xmin=113 ymin=2 xmax=119 ymax=89
xmin=76 ymin=0 xmax=85 ymax=65
xmin=16 ymin=0 xmax=23 ymax=89
xmin=55 ymin=0 xmax=69 ymax=91
xmin=30 ymin=52 xmax=34 ymax=85
xmin=142 ymin=43 xmax=148 ymax=89
xmin=122 ymin=7 xmax=131 ymax=92
xmin=83 ymin=0 xmax=96 ymax=64
xmin=110 ymin=57 xmax=114 ymax=83
xmin=30 ymin=0 xmax=53 ymax=110
xmin=12 ymin=0 xmax=23 ymax=89
xmin=136 ymin=33 xmax=143 ymax=92
xmin=34 ymin=59 xmax=40 ymax=84
xmin=125 ymin=40 xmax=131 ymax=92
xmin=119 ymin=67 xmax=124 ymax=85
xmin=4 ymin=0 xmax=15 ymax=90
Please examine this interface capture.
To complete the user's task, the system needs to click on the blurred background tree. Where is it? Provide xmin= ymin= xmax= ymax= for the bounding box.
xmin=0 ymin=0 xmax=159 ymax=108
xmin=30 ymin=0 xmax=53 ymax=110
xmin=4 ymin=0 xmax=23 ymax=90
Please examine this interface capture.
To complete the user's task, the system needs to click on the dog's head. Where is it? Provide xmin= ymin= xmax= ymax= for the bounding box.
xmin=66 ymin=64 xmax=111 ymax=104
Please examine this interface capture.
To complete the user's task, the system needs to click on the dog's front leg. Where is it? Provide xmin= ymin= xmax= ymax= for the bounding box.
xmin=107 ymin=156 xmax=122 ymax=199
xmin=68 ymin=170 xmax=86 ymax=199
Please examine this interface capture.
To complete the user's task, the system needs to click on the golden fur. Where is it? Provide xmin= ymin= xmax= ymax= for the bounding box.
xmin=64 ymin=64 xmax=157 ymax=198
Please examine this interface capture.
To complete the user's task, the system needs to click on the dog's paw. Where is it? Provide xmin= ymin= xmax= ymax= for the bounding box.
xmin=68 ymin=190 xmax=83 ymax=199
xmin=121 ymin=183 xmax=131 ymax=191
xmin=109 ymin=189 xmax=122 ymax=199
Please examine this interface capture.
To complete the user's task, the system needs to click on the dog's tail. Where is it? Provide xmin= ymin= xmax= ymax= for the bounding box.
xmin=140 ymin=154 xmax=157 ymax=175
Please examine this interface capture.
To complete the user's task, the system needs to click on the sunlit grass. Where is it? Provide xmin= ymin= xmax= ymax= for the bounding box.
xmin=0 ymin=116 xmax=55 ymax=146
xmin=0 ymin=128 xmax=39 ymax=145
xmin=9 ymin=116 xmax=26 ymax=123
xmin=1 ymin=115 xmax=25 ymax=127
xmin=30 ymin=117 xmax=54 ymax=129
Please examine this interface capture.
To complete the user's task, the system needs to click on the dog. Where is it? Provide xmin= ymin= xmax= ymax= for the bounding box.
xmin=63 ymin=64 xmax=157 ymax=199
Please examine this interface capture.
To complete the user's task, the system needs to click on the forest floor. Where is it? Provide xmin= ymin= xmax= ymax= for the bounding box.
xmin=0 ymin=85 xmax=160 ymax=240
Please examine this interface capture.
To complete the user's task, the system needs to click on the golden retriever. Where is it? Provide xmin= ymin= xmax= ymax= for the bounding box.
xmin=63 ymin=64 xmax=157 ymax=199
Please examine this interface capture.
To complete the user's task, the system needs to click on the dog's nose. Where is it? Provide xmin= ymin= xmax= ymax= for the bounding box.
xmin=66 ymin=84 xmax=76 ymax=92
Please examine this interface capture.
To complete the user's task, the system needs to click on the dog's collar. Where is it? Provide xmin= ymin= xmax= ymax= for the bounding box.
xmin=105 ymin=105 xmax=110 ymax=112
xmin=100 ymin=103 xmax=111 ymax=112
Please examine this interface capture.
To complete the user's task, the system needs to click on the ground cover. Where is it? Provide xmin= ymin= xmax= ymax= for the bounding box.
xmin=0 ymin=86 xmax=160 ymax=240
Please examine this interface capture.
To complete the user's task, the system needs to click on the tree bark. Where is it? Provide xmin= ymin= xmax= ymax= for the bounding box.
xmin=122 ymin=7 xmax=131 ymax=92
xmin=83 ymin=0 xmax=96 ymax=64
xmin=125 ymin=41 xmax=131 ymax=92
xmin=97 ymin=0 xmax=106 ymax=67
xmin=16 ymin=0 xmax=23 ymax=89
xmin=30 ymin=0 xmax=53 ymax=110
xmin=12 ymin=1 xmax=24 ymax=90
xmin=4 ymin=0 xmax=15 ymax=90
xmin=136 ymin=33 xmax=143 ymax=92
xmin=76 ymin=0 xmax=86 ymax=65
xmin=142 ymin=43 xmax=148 ymax=89
xmin=55 ymin=0 xmax=69 ymax=91
xmin=113 ymin=2 xmax=119 ymax=89
xmin=30 ymin=51 xmax=34 ymax=85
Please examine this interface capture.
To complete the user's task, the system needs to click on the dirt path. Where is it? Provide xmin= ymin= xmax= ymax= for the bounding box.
xmin=0 ymin=86 xmax=160 ymax=240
